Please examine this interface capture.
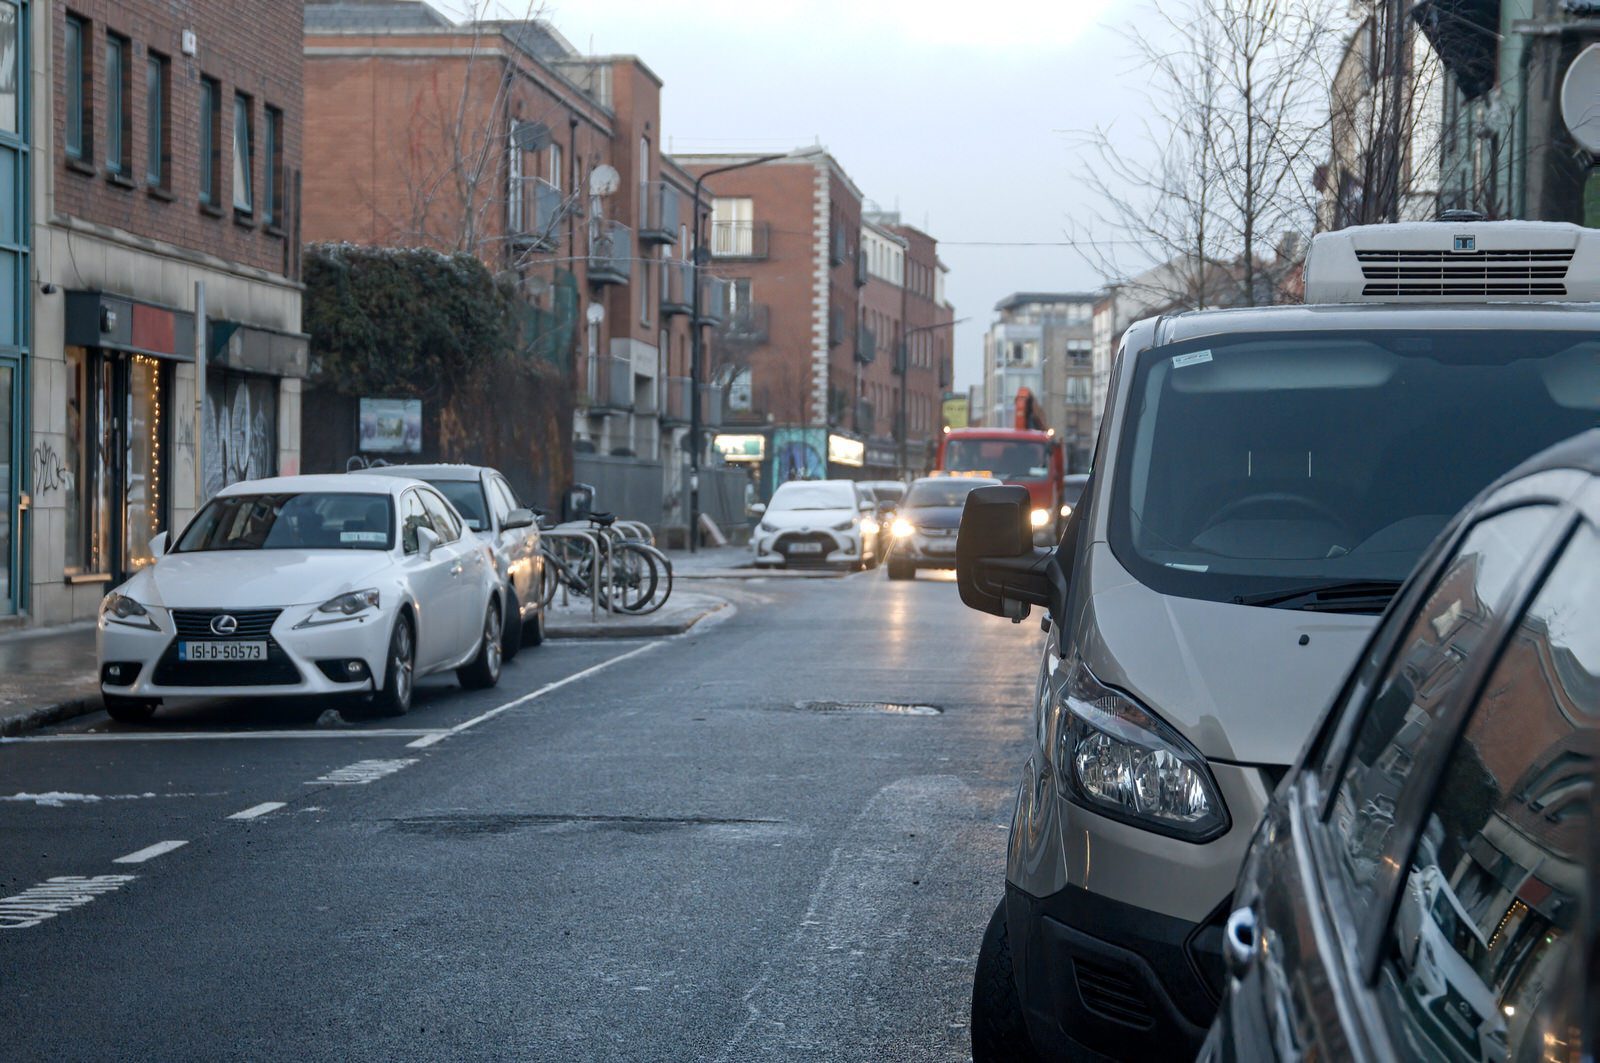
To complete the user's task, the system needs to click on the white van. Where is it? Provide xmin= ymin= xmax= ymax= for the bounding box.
xmin=958 ymin=219 xmax=1600 ymax=1060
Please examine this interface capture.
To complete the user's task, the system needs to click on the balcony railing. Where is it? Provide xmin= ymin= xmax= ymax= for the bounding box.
xmin=855 ymin=247 xmax=868 ymax=287
xmin=637 ymin=182 xmax=680 ymax=245
xmin=715 ymin=303 xmax=769 ymax=347
xmin=588 ymin=219 xmax=633 ymax=285
xmin=855 ymin=324 xmax=876 ymax=365
xmin=661 ymin=260 xmax=693 ymax=316
xmin=700 ymin=383 xmax=724 ymax=428
xmin=710 ymin=220 xmax=770 ymax=260
xmin=829 ymin=222 xmax=847 ymax=266
xmin=661 ymin=375 xmax=692 ymax=424
xmin=828 ymin=306 xmax=845 ymax=348
xmin=510 ymin=177 xmax=563 ymax=250
xmin=699 ymin=276 xmax=729 ymax=325
xmin=577 ymin=352 xmax=634 ymax=411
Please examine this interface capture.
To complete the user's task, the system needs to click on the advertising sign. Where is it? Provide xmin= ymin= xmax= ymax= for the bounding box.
xmin=827 ymin=433 xmax=865 ymax=468
xmin=713 ymin=433 xmax=766 ymax=463
xmin=942 ymin=392 xmax=969 ymax=430
xmin=359 ymin=398 xmax=423 ymax=454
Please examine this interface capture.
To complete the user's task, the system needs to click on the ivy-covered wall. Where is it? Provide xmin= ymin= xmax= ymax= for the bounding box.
xmin=299 ymin=243 xmax=574 ymax=507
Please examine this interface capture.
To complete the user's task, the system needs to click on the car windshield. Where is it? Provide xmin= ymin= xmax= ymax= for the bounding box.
xmin=904 ymin=480 xmax=989 ymax=508
xmin=175 ymin=493 xmax=395 ymax=552
xmin=428 ymin=479 xmax=488 ymax=531
xmin=867 ymin=483 xmax=905 ymax=505
xmin=770 ymin=482 xmax=854 ymax=511
xmin=945 ymin=439 xmax=1048 ymax=478
xmin=1110 ymin=329 xmax=1600 ymax=605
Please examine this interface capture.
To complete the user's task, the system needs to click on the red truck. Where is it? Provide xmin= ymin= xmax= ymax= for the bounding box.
xmin=935 ymin=388 xmax=1065 ymax=542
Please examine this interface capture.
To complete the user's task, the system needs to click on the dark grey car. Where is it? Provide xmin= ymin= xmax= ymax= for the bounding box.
xmin=1203 ymin=429 xmax=1600 ymax=1062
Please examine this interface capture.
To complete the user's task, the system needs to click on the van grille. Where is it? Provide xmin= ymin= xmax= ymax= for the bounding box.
xmin=1072 ymin=956 xmax=1156 ymax=1029
xmin=1356 ymin=248 xmax=1572 ymax=297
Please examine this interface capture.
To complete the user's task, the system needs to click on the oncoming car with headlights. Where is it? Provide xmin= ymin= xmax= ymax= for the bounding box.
xmin=750 ymin=479 xmax=877 ymax=569
xmin=958 ymin=219 xmax=1600 ymax=1061
xmin=885 ymin=475 xmax=1000 ymax=580
xmin=97 ymin=474 xmax=504 ymax=723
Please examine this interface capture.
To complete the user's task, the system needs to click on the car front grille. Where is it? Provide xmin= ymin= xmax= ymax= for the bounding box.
xmin=918 ymin=527 xmax=957 ymax=538
xmin=1071 ymin=955 xmax=1156 ymax=1029
xmin=1355 ymin=248 xmax=1571 ymax=297
xmin=171 ymin=608 xmax=283 ymax=639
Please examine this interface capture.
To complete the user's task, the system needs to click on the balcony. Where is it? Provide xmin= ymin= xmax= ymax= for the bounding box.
xmin=855 ymin=247 xmax=868 ymax=287
xmin=829 ymin=222 xmax=847 ymax=267
xmin=587 ymin=219 xmax=633 ymax=286
xmin=828 ymin=306 xmax=845 ymax=348
xmin=699 ymin=276 xmax=730 ymax=325
xmin=715 ymin=303 xmax=769 ymax=347
xmin=700 ymin=383 xmax=724 ymax=428
xmin=637 ymin=182 xmax=680 ymax=245
xmin=855 ymin=324 xmax=876 ymax=365
xmin=661 ymin=260 xmax=694 ymax=316
xmin=661 ymin=375 xmax=692 ymax=425
xmin=710 ymin=220 xmax=770 ymax=260
xmin=577 ymin=352 xmax=634 ymax=411
xmin=510 ymin=177 xmax=563 ymax=250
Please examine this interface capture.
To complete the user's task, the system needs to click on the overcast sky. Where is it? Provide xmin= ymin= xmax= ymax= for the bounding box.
xmin=444 ymin=0 xmax=1154 ymax=389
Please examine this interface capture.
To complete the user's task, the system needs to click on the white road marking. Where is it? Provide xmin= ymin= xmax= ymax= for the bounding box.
xmin=2 ymin=728 xmax=445 ymax=744
xmin=311 ymin=759 xmax=417 ymax=785
xmin=227 ymin=801 xmax=287 ymax=821
xmin=112 ymin=839 xmax=189 ymax=864
xmin=406 ymin=640 xmax=665 ymax=749
xmin=0 ymin=875 xmax=139 ymax=930
xmin=2 ymin=791 xmax=159 ymax=806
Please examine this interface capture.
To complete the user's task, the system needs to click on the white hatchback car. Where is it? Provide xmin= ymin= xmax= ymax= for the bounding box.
xmin=750 ymin=479 xmax=877 ymax=569
xmin=97 ymin=474 xmax=503 ymax=722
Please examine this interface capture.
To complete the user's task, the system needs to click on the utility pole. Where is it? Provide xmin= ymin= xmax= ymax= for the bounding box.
xmin=687 ymin=152 xmax=786 ymax=552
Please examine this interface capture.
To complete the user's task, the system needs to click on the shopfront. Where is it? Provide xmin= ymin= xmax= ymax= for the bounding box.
xmin=62 ymin=292 xmax=192 ymax=585
xmin=0 ymin=0 xmax=29 ymax=615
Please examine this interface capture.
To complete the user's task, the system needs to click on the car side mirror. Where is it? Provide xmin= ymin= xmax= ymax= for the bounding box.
xmin=750 ymin=502 xmax=767 ymax=516
xmin=859 ymin=499 xmax=874 ymax=512
xmin=150 ymin=531 xmax=169 ymax=557
xmin=502 ymin=508 xmax=535 ymax=530
xmin=957 ymin=485 xmax=1054 ymax=621
xmin=416 ymin=525 xmax=442 ymax=559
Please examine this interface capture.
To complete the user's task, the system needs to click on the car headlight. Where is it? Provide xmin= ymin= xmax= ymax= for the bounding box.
xmin=759 ymin=521 xmax=777 ymax=533
xmin=101 ymin=593 xmax=158 ymax=630
xmin=1049 ymin=656 xmax=1228 ymax=841
xmin=832 ymin=519 xmax=856 ymax=532
xmin=1060 ymin=504 xmax=1073 ymax=519
xmin=296 ymin=588 xmax=381 ymax=628
xmin=1030 ymin=507 xmax=1050 ymax=528
xmin=891 ymin=517 xmax=915 ymax=538
xmin=861 ymin=517 xmax=880 ymax=535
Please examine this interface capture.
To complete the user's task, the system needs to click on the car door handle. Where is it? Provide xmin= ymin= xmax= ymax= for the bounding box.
xmin=1223 ymin=906 xmax=1257 ymax=979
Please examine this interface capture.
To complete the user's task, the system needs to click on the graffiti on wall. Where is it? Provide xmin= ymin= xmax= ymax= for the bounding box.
xmin=31 ymin=441 xmax=73 ymax=496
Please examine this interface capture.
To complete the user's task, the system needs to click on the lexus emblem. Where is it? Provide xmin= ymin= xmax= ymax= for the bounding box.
xmin=210 ymin=614 xmax=239 ymax=636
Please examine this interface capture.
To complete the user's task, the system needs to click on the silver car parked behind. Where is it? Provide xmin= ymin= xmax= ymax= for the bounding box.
xmin=363 ymin=464 xmax=545 ymax=659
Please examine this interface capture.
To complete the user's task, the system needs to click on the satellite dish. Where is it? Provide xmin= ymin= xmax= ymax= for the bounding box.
xmin=1561 ymin=44 xmax=1600 ymax=154
xmin=510 ymin=120 xmax=550 ymax=153
xmin=589 ymin=164 xmax=621 ymax=197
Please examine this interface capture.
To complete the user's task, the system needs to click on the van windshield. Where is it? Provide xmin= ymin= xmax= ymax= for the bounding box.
xmin=944 ymin=439 xmax=1048 ymax=478
xmin=1110 ymin=330 xmax=1600 ymax=608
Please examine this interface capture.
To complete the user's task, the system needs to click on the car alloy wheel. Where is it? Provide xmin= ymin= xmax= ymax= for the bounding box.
xmin=484 ymin=605 xmax=502 ymax=681
xmin=393 ymin=619 xmax=415 ymax=708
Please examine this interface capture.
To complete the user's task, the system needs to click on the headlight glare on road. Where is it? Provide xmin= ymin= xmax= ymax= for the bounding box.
xmin=1030 ymin=507 xmax=1049 ymax=528
xmin=101 ymin=593 xmax=158 ymax=630
xmin=1052 ymin=657 xmax=1228 ymax=841
xmin=891 ymin=518 xmax=915 ymax=538
xmin=297 ymin=589 xmax=381 ymax=628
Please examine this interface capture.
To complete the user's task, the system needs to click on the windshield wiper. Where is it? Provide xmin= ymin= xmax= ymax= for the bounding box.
xmin=1234 ymin=579 xmax=1403 ymax=613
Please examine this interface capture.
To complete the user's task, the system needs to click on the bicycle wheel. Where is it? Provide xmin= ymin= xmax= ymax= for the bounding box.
xmin=598 ymin=541 xmax=658 ymax=612
xmin=619 ymin=543 xmax=674 ymax=615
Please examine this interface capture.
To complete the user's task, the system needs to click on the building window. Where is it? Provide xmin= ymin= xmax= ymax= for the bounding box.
xmin=506 ymin=123 xmax=524 ymax=233
xmin=711 ymin=196 xmax=754 ymax=256
xmin=264 ymin=106 xmax=283 ymax=226
xmin=64 ymin=14 xmax=88 ymax=159
xmin=639 ymin=255 xmax=652 ymax=327
xmin=548 ymin=142 xmax=562 ymax=190
xmin=198 ymin=76 xmax=219 ymax=205
xmin=232 ymin=93 xmax=253 ymax=213
xmin=0 ymin=1 xmax=18 ymax=134
xmin=104 ymin=33 xmax=129 ymax=175
xmin=146 ymin=53 xmax=168 ymax=188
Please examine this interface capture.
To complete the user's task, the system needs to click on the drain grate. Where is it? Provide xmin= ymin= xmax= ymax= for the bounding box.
xmin=792 ymin=700 xmax=942 ymax=716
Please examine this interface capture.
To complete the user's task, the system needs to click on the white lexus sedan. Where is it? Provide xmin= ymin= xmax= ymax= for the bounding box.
xmin=97 ymin=473 xmax=503 ymax=723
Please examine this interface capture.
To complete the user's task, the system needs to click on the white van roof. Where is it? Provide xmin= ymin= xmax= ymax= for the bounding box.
xmin=1303 ymin=220 xmax=1600 ymax=303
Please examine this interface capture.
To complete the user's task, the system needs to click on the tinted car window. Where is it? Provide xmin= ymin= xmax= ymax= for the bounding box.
xmin=491 ymin=477 xmax=519 ymax=519
xmin=420 ymin=489 xmax=463 ymax=542
xmin=904 ymin=480 xmax=993 ymax=508
xmin=1375 ymin=522 xmax=1599 ymax=1062
xmin=1328 ymin=505 xmax=1556 ymax=906
xmin=399 ymin=491 xmax=433 ymax=555
xmin=176 ymin=493 xmax=394 ymax=552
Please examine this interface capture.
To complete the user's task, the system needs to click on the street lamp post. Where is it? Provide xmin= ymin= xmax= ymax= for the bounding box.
xmin=687 ymin=152 xmax=787 ymax=552
xmin=895 ymin=316 xmax=968 ymax=479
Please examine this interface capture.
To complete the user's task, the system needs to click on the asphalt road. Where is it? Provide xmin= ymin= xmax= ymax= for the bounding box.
xmin=0 ymin=569 xmax=1042 ymax=1061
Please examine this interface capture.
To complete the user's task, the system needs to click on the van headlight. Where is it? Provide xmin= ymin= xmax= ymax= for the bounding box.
xmin=1050 ymin=657 xmax=1228 ymax=841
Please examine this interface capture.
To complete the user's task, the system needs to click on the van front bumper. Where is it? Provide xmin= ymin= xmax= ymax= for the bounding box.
xmin=1006 ymin=880 xmax=1227 ymax=1060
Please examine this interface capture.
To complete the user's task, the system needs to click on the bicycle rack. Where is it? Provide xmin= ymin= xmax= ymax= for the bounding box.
xmin=539 ymin=528 xmax=608 ymax=622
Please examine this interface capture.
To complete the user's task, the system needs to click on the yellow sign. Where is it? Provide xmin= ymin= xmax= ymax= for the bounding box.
xmin=827 ymin=434 xmax=865 ymax=467
xmin=941 ymin=395 xmax=968 ymax=430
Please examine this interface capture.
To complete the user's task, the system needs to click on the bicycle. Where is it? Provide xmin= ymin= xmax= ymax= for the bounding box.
xmin=536 ymin=513 xmax=674 ymax=615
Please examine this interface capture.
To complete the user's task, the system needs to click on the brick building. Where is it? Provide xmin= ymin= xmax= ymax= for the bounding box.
xmin=302 ymin=4 xmax=718 ymax=528
xmin=16 ymin=0 xmax=305 ymax=628
xmin=984 ymin=293 xmax=1096 ymax=473
xmin=677 ymin=151 xmax=953 ymax=491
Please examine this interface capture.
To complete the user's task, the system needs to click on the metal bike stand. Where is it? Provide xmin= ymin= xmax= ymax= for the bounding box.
xmin=540 ymin=529 xmax=604 ymax=623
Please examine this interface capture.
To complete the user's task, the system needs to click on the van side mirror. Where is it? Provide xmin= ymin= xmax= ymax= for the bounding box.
xmin=957 ymin=485 xmax=1054 ymax=621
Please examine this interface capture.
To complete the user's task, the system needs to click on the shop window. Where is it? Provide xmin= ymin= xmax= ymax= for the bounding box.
xmin=0 ymin=2 xmax=18 ymax=134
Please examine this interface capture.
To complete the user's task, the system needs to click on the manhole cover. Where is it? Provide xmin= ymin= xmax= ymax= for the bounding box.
xmin=792 ymin=700 xmax=942 ymax=716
